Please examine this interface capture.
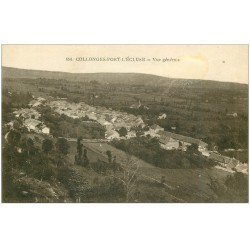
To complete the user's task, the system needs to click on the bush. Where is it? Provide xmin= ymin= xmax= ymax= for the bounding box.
xmin=85 ymin=177 xmax=125 ymax=202
xmin=112 ymin=137 xmax=215 ymax=169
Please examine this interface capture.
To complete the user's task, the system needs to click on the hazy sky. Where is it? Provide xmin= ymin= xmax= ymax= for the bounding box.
xmin=2 ymin=45 xmax=248 ymax=84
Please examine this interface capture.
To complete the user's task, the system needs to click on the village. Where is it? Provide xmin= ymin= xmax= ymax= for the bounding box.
xmin=49 ymin=99 xmax=145 ymax=140
xmin=4 ymin=94 xmax=248 ymax=175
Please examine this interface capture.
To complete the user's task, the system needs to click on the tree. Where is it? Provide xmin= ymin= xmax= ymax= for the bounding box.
xmin=83 ymin=148 xmax=89 ymax=167
xmin=42 ymin=139 xmax=53 ymax=154
xmin=7 ymin=130 xmax=21 ymax=146
xmin=136 ymin=130 xmax=144 ymax=137
xmin=118 ymin=127 xmax=127 ymax=137
xmin=56 ymin=138 xmax=70 ymax=155
xmin=218 ymin=136 xmax=236 ymax=150
xmin=75 ymin=137 xmax=89 ymax=166
xmin=186 ymin=143 xmax=199 ymax=154
xmin=77 ymin=136 xmax=83 ymax=156
xmin=207 ymin=172 xmax=248 ymax=202
xmin=225 ymin=172 xmax=248 ymax=196
xmin=26 ymin=138 xmax=35 ymax=157
xmin=112 ymin=156 xmax=140 ymax=202
xmin=174 ymin=121 xmax=180 ymax=133
xmin=13 ymin=120 xmax=22 ymax=130
xmin=106 ymin=150 xmax=112 ymax=163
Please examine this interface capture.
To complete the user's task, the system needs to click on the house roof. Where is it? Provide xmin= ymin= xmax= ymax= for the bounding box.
xmin=24 ymin=118 xmax=41 ymax=128
xmin=159 ymin=137 xmax=171 ymax=144
xmin=29 ymin=100 xmax=38 ymax=105
xmin=151 ymin=124 xmax=163 ymax=130
xmin=209 ymin=152 xmax=238 ymax=165
xmin=105 ymin=130 xmax=120 ymax=139
xmin=157 ymin=130 xmax=208 ymax=147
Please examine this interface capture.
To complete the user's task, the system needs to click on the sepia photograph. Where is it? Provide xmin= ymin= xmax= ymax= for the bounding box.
xmin=1 ymin=45 xmax=248 ymax=203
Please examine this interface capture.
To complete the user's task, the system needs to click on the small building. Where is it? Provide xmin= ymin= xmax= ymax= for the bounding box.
xmin=208 ymin=152 xmax=239 ymax=170
xmin=6 ymin=121 xmax=14 ymax=129
xmin=29 ymin=100 xmax=42 ymax=107
xmin=37 ymin=97 xmax=46 ymax=102
xmin=159 ymin=137 xmax=179 ymax=150
xmin=150 ymin=124 xmax=164 ymax=133
xmin=41 ymin=126 xmax=50 ymax=134
xmin=105 ymin=130 xmax=120 ymax=140
xmin=24 ymin=118 xmax=41 ymax=132
xmin=14 ymin=108 xmax=41 ymax=120
xmin=235 ymin=163 xmax=248 ymax=174
xmin=144 ymin=125 xmax=164 ymax=138
xmin=157 ymin=130 xmax=208 ymax=151
xmin=158 ymin=113 xmax=167 ymax=120
xmin=226 ymin=112 xmax=238 ymax=118
xmin=126 ymin=130 xmax=136 ymax=139
xmin=130 ymin=100 xmax=141 ymax=109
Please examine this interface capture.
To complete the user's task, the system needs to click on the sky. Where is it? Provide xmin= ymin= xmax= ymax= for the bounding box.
xmin=2 ymin=45 xmax=248 ymax=84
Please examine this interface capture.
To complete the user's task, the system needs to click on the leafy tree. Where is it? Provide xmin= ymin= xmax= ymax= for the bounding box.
xmin=112 ymin=137 xmax=215 ymax=169
xmin=118 ymin=127 xmax=127 ymax=137
xmin=42 ymin=139 xmax=54 ymax=154
xmin=91 ymin=160 xmax=109 ymax=174
xmin=56 ymin=138 xmax=70 ymax=155
xmin=225 ymin=172 xmax=248 ymax=196
xmin=186 ymin=143 xmax=199 ymax=154
xmin=112 ymin=156 xmax=139 ymax=202
xmin=208 ymin=172 xmax=248 ymax=202
xmin=7 ymin=130 xmax=21 ymax=146
xmin=218 ymin=136 xmax=236 ymax=150
xmin=26 ymin=138 xmax=35 ymax=157
xmin=106 ymin=150 xmax=112 ymax=163
xmin=83 ymin=148 xmax=89 ymax=167
xmin=13 ymin=120 xmax=22 ymax=130
xmin=77 ymin=136 xmax=83 ymax=156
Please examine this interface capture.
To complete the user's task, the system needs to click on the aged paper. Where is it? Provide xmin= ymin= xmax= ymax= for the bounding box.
xmin=2 ymin=45 xmax=248 ymax=203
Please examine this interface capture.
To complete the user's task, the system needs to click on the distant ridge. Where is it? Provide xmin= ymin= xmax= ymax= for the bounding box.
xmin=2 ymin=66 xmax=245 ymax=90
xmin=2 ymin=66 xmax=169 ymax=85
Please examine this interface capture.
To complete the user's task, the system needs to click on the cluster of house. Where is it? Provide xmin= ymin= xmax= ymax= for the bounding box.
xmin=209 ymin=152 xmax=248 ymax=174
xmin=144 ymin=127 xmax=248 ymax=174
xmin=7 ymin=97 xmax=50 ymax=135
xmin=46 ymin=99 xmax=247 ymax=174
xmin=49 ymin=100 xmax=145 ymax=140
xmin=156 ymin=130 xmax=208 ymax=154
xmin=142 ymin=125 xmax=209 ymax=155
xmin=28 ymin=97 xmax=46 ymax=107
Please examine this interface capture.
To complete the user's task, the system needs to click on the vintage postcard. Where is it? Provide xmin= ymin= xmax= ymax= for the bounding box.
xmin=1 ymin=45 xmax=248 ymax=203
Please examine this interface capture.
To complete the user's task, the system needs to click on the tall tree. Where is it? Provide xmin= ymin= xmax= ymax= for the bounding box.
xmin=77 ymin=136 xmax=83 ymax=156
xmin=42 ymin=139 xmax=53 ymax=154
xmin=112 ymin=156 xmax=140 ymax=202
xmin=7 ymin=130 xmax=21 ymax=146
xmin=106 ymin=150 xmax=112 ymax=163
xmin=118 ymin=127 xmax=127 ymax=137
xmin=26 ymin=138 xmax=34 ymax=157
xmin=186 ymin=143 xmax=199 ymax=154
xmin=83 ymin=148 xmax=89 ymax=167
xmin=56 ymin=138 xmax=70 ymax=156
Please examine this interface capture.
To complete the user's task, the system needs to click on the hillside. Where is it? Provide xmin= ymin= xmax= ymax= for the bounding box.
xmin=2 ymin=66 xmax=247 ymax=90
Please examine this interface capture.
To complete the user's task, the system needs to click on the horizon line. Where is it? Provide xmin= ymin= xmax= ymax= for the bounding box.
xmin=2 ymin=65 xmax=248 ymax=85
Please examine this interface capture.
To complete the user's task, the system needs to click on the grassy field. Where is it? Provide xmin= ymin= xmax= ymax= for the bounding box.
xmin=74 ymin=142 xmax=231 ymax=202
